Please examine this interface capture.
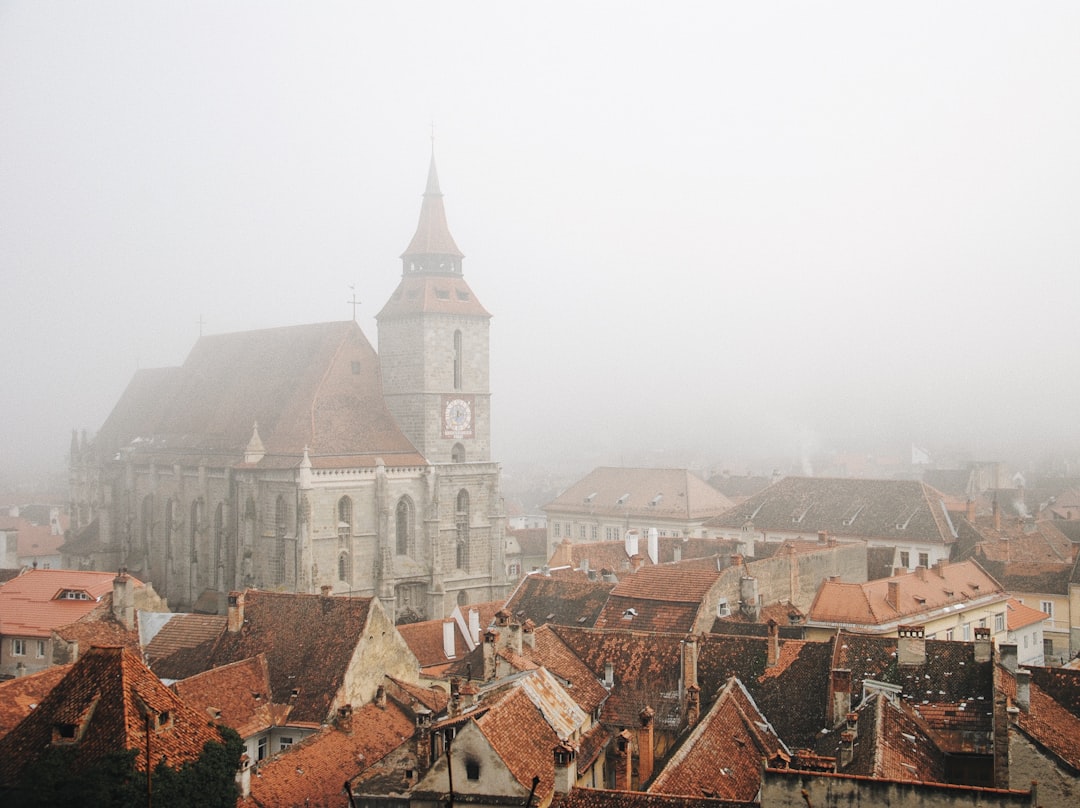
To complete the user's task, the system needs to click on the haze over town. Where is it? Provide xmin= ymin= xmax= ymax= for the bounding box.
xmin=2 ymin=2 xmax=1079 ymax=494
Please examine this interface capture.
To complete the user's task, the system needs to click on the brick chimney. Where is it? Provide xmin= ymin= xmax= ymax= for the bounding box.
xmin=337 ymin=704 xmax=354 ymax=735
xmin=449 ymin=678 xmax=461 ymax=717
xmin=613 ymin=730 xmax=633 ymax=791
xmin=415 ymin=708 xmax=433 ymax=771
xmin=999 ymin=643 xmax=1018 ymax=673
xmin=831 ymin=669 xmax=853 ymax=727
xmin=637 ymin=707 xmax=655 ymax=784
xmin=112 ymin=568 xmax=135 ymax=630
xmin=766 ymin=619 xmax=780 ymax=668
xmin=682 ymin=634 xmax=699 ymax=693
xmin=553 ymin=741 xmax=578 ymax=795
xmin=932 ymin=559 xmax=947 ymax=577
xmin=1015 ymin=669 xmax=1031 ymax=712
xmin=974 ymin=626 xmax=992 ymax=662
xmin=375 ymin=685 xmax=386 ymax=708
xmin=839 ymin=728 xmax=855 ymax=768
xmin=886 ymin=580 xmax=900 ymax=610
xmin=993 ymin=497 xmax=1001 ymax=531
xmin=522 ymin=619 xmax=535 ymax=649
xmin=227 ymin=591 xmax=245 ymax=633
xmin=686 ymin=683 xmax=701 ymax=727
xmin=630 ymin=554 xmax=645 ymax=573
xmin=993 ymin=691 xmax=1009 ymax=788
xmin=483 ymin=628 xmax=497 ymax=681
xmin=897 ymin=625 xmax=926 ymax=666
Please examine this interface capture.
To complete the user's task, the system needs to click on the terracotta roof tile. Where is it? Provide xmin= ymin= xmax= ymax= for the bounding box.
xmin=555 ymin=786 xmax=750 ymax=808
xmin=172 ymin=654 xmax=279 ymax=737
xmin=0 ymin=663 xmax=72 ymax=739
xmin=545 ymin=468 xmax=734 ymax=522
xmin=0 ymin=646 xmax=223 ymax=785
xmin=0 ymin=568 xmax=142 ymax=638
xmin=505 ymin=570 xmax=616 ymax=628
xmin=1005 ymin=598 xmax=1048 ymax=631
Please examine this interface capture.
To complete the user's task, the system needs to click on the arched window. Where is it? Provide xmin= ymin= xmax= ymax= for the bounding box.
xmin=457 ymin=589 xmax=469 ymax=607
xmin=140 ymin=495 xmax=154 ymax=549
xmin=338 ymin=552 xmax=350 ymax=582
xmin=337 ymin=496 xmax=352 ymax=539
xmin=164 ymin=499 xmax=176 ymax=560
xmin=396 ymin=497 xmax=413 ymax=555
xmin=455 ymin=490 xmax=470 ymax=571
xmin=190 ymin=499 xmax=204 ymax=562
xmin=213 ymin=503 xmax=224 ymax=588
xmin=451 ymin=443 xmax=466 ymax=463
xmin=453 ymin=330 xmax=463 ymax=391
xmin=275 ymin=496 xmax=288 ymax=537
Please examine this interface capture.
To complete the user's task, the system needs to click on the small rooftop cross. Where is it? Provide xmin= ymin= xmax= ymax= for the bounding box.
xmin=347 ymin=286 xmax=361 ymax=321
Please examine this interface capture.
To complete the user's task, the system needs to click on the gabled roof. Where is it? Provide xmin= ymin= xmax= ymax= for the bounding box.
xmin=649 ymin=677 xmax=788 ymax=801
xmin=0 ymin=646 xmax=223 ymax=785
xmin=474 ymin=682 xmax=562 ymax=798
xmin=505 ymin=570 xmax=616 ymax=628
xmin=1006 ymin=598 xmax=1048 ymax=632
xmin=144 ymin=612 xmax=228 ymax=670
xmin=841 ymin=693 xmax=947 ymax=783
xmin=146 ymin=590 xmax=375 ymax=725
xmin=247 ymin=700 xmax=416 ymax=808
xmin=525 ymin=625 xmax=610 ymax=717
xmin=548 ymin=537 xmax=744 ymax=576
xmin=977 ymin=560 xmax=1073 ymax=596
xmin=376 ymin=273 xmax=489 ymax=319
xmin=706 ymin=476 xmax=956 ymax=545
xmin=962 ymin=514 xmax=1076 ymax=565
xmin=999 ymin=665 xmax=1080 ymax=772
xmin=94 ymin=321 xmax=424 ymax=468
xmin=545 ymin=467 xmax=734 ymax=521
xmin=171 ymin=654 xmax=282 ymax=738
xmin=595 ymin=564 xmax=723 ymax=633
xmin=0 ymin=568 xmax=139 ymax=638
xmin=808 ymin=560 xmax=1005 ymax=629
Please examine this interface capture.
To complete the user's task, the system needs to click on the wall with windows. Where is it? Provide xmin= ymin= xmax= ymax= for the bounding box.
xmin=1012 ymin=590 xmax=1069 ymax=664
xmin=0 ymin=635 xmax=51 ymax=677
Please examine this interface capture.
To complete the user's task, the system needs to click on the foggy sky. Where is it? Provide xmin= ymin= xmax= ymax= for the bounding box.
xmin=2 ymin=2 xmax=1079 ymax=490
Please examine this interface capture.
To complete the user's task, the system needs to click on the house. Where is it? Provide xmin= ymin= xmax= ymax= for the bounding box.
xmin=397 ymin=600 xmax=502 ymax=679
xmin=0 ymin=510 xmax=66 ymax=571
xmin=146 ymin=589 xmax=419 ymax=727
xmin=706 ymin=476 xmax=958 ymax=569
xmin=1003 ymin=599 xmax=1050 ymax=667
xmin=544 ymin=467 xmax=735 ymax=556
xmin=546 ymin=534 xmax=744 ymax=579
xmin=506 ymin=526 xmax=549 ymax=578
xmin=0 ymin=645 xmax=234 ymax=797
xmin=66 ymin=152 xmax=509 ymax=620
xmin=503 ymin=569 xmax=616 ymax=629
xmin=0 ymin=568 xmax=164 ymax=677
xmin=806 ymin=559 xmax=1009 ymax=641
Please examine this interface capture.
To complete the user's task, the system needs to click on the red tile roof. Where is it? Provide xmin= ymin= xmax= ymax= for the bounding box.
xmin=171 ymin=654 xmax=280 ymax=737
xmin=0 ymin=663 xmax=72 ymax=739
xmin=546 ymin=467 xmax=734 ymax=521
xmin=1005 ymin=598 xmax=1048 ymax=631
xmin=0 ymin=646 xmax=224 ymax=785
xmin=0 ymin=568 xmax=141 ymax=638
xmin=555 ymin=787 xmax=751 ymax=808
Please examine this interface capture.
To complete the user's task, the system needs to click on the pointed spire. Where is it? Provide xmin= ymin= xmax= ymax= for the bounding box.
xmin=244 ymin=421 xmax=265 ymax=464
xmin=400 ymin=145 xmax=464 ymax=273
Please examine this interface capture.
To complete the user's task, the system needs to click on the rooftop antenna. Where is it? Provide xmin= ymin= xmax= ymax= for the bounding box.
xmin=347 ymin=286 xmax=361 ymax=321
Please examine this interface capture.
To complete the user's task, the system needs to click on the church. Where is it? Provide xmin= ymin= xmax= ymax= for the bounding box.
xmin=66 ymin=153 xmax=510 ymax=621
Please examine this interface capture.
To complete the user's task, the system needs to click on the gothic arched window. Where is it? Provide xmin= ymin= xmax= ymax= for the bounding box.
xmin=338 ymin=552 xmax=350 ymax=583
xmin=275 ymin=496 xmax=288 ymax=537
xmin=396 ymin=497 xmax=413 ymax=555
xmin=451 ymin=443 xmax=466 ymax=463
xmin=455 ymin=490 xmax=470 ymax=571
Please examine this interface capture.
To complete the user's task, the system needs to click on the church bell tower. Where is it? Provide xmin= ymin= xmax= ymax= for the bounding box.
xmin=376 ymin=150 xmax=492 ymax=465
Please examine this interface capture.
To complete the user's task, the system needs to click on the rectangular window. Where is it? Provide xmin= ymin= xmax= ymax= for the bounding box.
xmin=1041 ymin=601 xmax=1054 ymax=619
xmin=36 ymin=640 xmax=46 ymax=658
xmin=717 ymin=599 xmax=731 ymax=617
xmin=962 ymin=623 xmax=971 ymax=641
xmin=590 ymin=526 xmax=598 ymax=540
xmin=994 ymin=613 xmax=1005 ymax=633
xmin=257 ymin=736 xmax=267 ymax=761
xmin=12 ymin=639 xmax=26 ymax=656
xmin=918 ymin=552 xmax=929 ymax=568
xmin=579 ymin=525 xmax=587 ymax=539
xmin=278 ymin=737 xmax=294 ymax=752
xmin=945 ymin=629 xmax=954 ymax=641
xmin=899 ymin=551 xmax=910 ymax=568
xmin=1023 ymin=634 xmax=1029 ymax=649
xmin=553 ymin=523 xmax=561 ymax=538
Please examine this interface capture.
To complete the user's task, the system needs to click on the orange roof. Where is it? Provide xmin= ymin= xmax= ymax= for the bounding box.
xmin=172 ymin=654 xmax=280 ymax=737
xmin=808 ymin=560 xmax=1005 ymax=628
xmin=14 ymin=520 xmax=64 ymax=559
xmin=1005 ymin=598 xmax=1048 ymax=631
xmin=0 ymin=646 xmax=223 ymax=784
xmin=0 ymin=663 xmax=72 ymax=740
xmin=0 ymin=569 xmax=141 ymax=638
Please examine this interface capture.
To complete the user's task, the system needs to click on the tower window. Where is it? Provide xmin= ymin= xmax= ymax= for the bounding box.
xmin=452 ymin=443 xmax=466 ymax=463
xmin=396 ymin=497 xmax=413 ymax=555
xmin=453 ymin=330 xmax=463 ymax=391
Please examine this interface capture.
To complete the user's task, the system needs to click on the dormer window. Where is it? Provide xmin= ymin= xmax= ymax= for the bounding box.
xmin=56 ymin=589 xmax=91 ymax=601
xmin=53 ymin=723 xmax=78 ymax=742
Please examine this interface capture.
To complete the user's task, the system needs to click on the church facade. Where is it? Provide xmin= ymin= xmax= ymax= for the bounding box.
xmin=66 ymin=154 xmax=509 ymax=621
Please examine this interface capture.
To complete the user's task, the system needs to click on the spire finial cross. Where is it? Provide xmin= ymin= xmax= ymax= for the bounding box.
xmin=347 ymin=286 xmax=362 ymax=321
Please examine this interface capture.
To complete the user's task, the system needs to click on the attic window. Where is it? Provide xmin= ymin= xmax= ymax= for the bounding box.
xmin=717 ymin=599 xmax=731 ymax=617
xmin=969 ymin=583 xmax=980 ymax=591
xmin=456 ymin=291 xmax=470 ymax=301
xmin=622 ymin=608 xmax=637 ymax=620
xmin=546 ymin=613 xmax=555 ymax=621
xmin=156 ymin=710 xmax=172 ymax=730
xmin=914 ymin=596 xmax=926 ymax=604
xmin=351 ymin=361 xmax=363 ymax=374
xmin=56 ymin=589 xmax=91 ymax=601
xmin=435 ymin=289 xmax=450 ymax=300
xmin=944 ymin=590 xmax=954 ymax=597
xmin=465 ymin=759 xmax=481 ymax=780
xmin=53 ymin=723 xmax=78 ymax=742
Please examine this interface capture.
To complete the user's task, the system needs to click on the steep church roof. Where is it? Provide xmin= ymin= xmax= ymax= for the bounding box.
xmin=401 ymin=151 xmax=464 ymax=260
xmin=94 ymin=320 xmax=424 ymax=469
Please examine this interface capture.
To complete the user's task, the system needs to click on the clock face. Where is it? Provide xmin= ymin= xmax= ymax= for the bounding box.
xmin=443 ymin=397 xmax=473 ymax=436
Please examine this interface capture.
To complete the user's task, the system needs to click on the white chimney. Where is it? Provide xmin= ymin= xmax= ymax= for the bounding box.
xmin=469 ymin=608 xmax=481 ymax=646
xmin=647 ymin=528 xmax=659 ymax=565
xmin=625 ymin=529 xmax=640 ymax=558
xmin=443 ymin=620 xmax=456 ymax=659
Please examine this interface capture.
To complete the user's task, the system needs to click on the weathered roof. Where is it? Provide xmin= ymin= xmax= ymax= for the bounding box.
xmin=0 ymin=663 xmax=72 ymax=740
xmin=545 ymin=467 xmax=734 ymax=522
xmin=94 ymin=321 xmax=424 ymax=468
xmin=706 ymin=476 xmax=955 ymax=545
xmin=171 ymin=654 xmax=280 ymax=738
xmin=1005 ymin=598 xmax=1048 ymax=631
xmin=649 ymin=677 xmax=788 ymax=801
xmin=595 ymin=564 xmax=722 ymax=633
xmin=377 ymin=273 xmax=489 ymax=319
xmin=0 ymin=646 xmax=223 ymax=785
xmin=554 ymin=788 xmax=751 ymax=808
xmin=505 ymin=570 xmax=616 ymax=628
xmin=841 ymin=693 xmax=947 ymax=782
xmin=1000 ymin=665 xmax=1080 ymax=772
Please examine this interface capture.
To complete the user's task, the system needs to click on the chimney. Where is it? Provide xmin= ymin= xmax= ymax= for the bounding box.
xmin=886 ymin=580 xmax=900 ymax=610
xmin=637 ymin=707 xmax=656 ymax=784
xmin=839 ymin=729 xmax=855 ymax=768
xmin=1015 ymin=669 xmax=1031 ymax=712
xmin=603 ymin=662 xmax=614 ymax=688
xmin=443 ymin=620 xmax=456 ymax=659
xmin=766 ymin=619 xmax=780 ymax=668
xmin=613 ymin=730 xmax=633 ymax=791
xmin=740 ymin=575 xmax=761 ymax=621
xmin=647 ymin=528 xmax=658 ymax=565
xmin=459 ymin=682 xmax=479 ymax=710
xmin=897 ymin=625 xmax=926 ymax=666
xmin=630 ymin=554 xmax=645 ymax=573
xmin=932 ymin=559 xmax=947 ymax=577
xmin=682 ymin=634 xmax=699 ymax=692
xmin=818 ymin=530 xmax=828 ymax=544
xmin=112 ymin=568 xmax=135 ymax=630
xmin=506 ymin=621 xmax=522 ymax=655
xmin=375 ymin=685 xmax=386 ymax=708
xmin=415 ymin=708 xmax=433 ymax=771
xmin=321 ymin=584 xmax=333 ymax=596
xmin=553 ymin=539 xmax=573 ymax=567
xmin=673 ymin=543 xmax=682 ymax=563
xmin=522 ymin=619 xmax=535 ymax=649
xmin=993 ymin=692 xmax=1009 ymax=789
xmin=469 ymin=608 xmax=481 ymax=645
xmin=831 ymin=669 xmax=852 ymax=727
xmin=974 ymin=626 xmax=992 ymax=662
xmin=581 ymin=558 xmax=590 ymax=574
xmin=999 ymin=643 xmax=1018 ymax=673
xmin=227 ymin=591 xmax=245 ymax=633
xmin=553 ymin=741 xmax=578 ymax=795
xmin=337 ymin=704 xmax=354 ymax=735
xmin=625 ymin=529 xmax=639 ymax=559
xmin=915 ymin=565 xmax=928 ymax=581
xmin=483 ymin=629 xmax=497 ymax=681
xmin=449 ymin=678 xmax=461 ymax=717
xmin=686 ymin=683 xmax=701 ymax=727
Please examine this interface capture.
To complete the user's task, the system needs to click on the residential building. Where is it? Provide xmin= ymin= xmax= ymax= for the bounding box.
xmin=706 ymin=476 xmax=958 ymax=568
xmin=65 ymin=152 xmax=509 ymax=620
xmin=1004 ymin=599 xmax=1049 ymax=667
xmin=806 ymin=559 xmax=1009 ymax=641
xmin=544 ymin=468 xmax=734 ymax=557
